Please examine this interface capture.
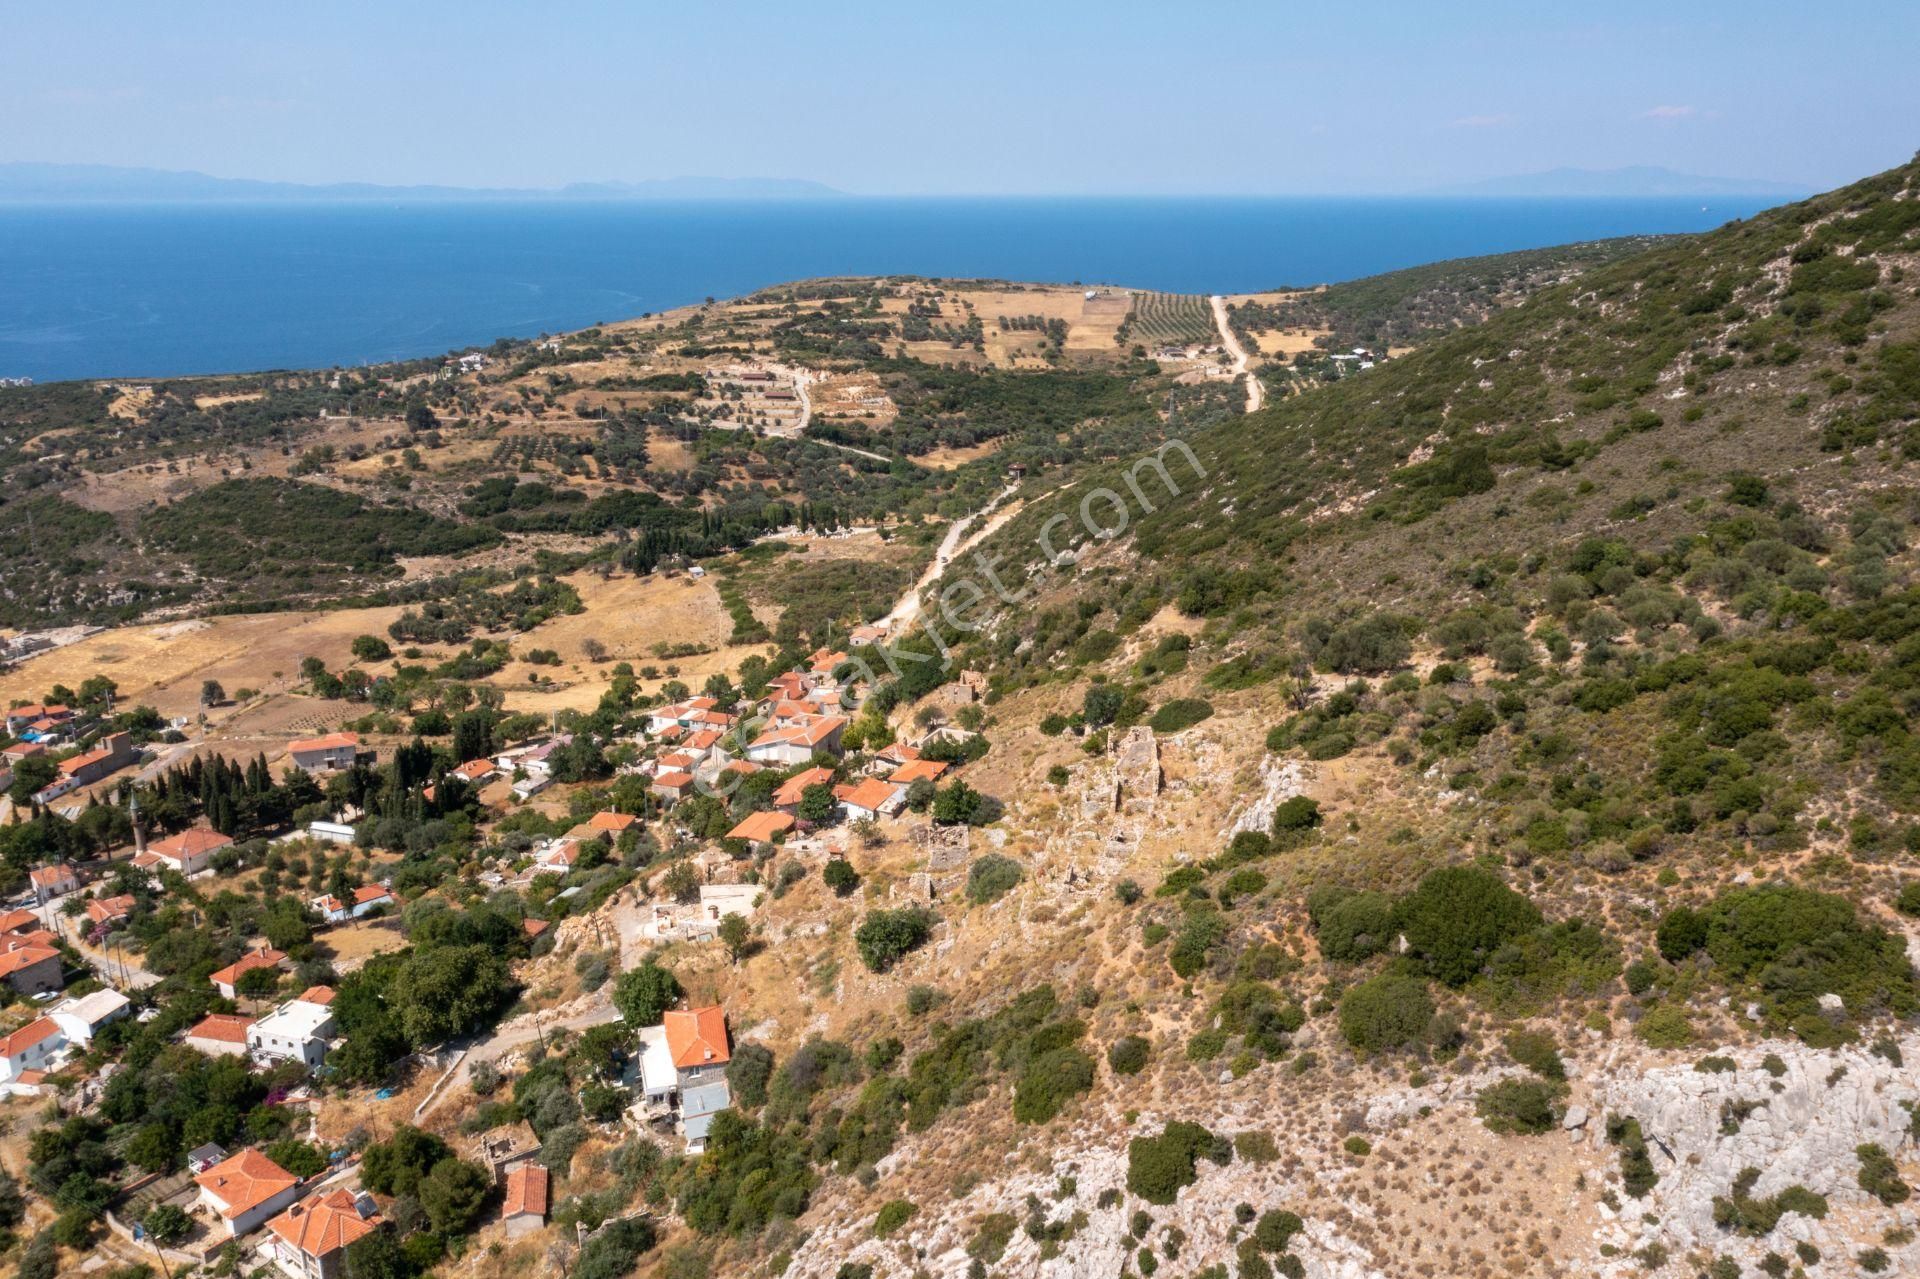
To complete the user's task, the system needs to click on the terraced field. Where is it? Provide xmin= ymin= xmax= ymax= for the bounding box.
xmin=1126 ymin=291 xmax=1217 ymax=345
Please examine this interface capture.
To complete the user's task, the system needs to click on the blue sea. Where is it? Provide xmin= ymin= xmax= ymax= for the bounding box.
xmin=0 ymin=196 xmax=1780 ymax=383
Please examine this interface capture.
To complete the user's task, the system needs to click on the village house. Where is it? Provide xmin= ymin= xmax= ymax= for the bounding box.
xmin=849 ymin=623 xmax=889 ymax=645
xmin=1 ymin=740 xmax=46 ymax=764
xmin=85 ymin=894 xmax=135 ymax=931
xmin=195 ymin=1148 xmax=304 ymax=1238
xmin=209 ymin=947 xmax=287 ymax=999
xmin=0 ymin=909 xmax=38 ymax=936
xmin=835 ymin=777 xmax=908 ymax=822
xmin=0 ymin=1017 xmax=67 ymax=1094
xmin=308 ymin=883 xmax=393 ymax=924
xmin=587 ymin=810 xmax=639 ymax=836
xmin=186 ymin=1013 xmax=255 ymax=1057
xmin=888 ymin=758 xmax=951 ymax=786
xmin=48 ymin=988 xmax=131 ymax=1047
xmin=650 ymin=770 xmax=695 ymax=804
xmin=4 ymin=704 xmax=71 ymax=736
xmin=246 ymin=988 xmax=337 ymax=1070
xmin=36 ymin=731 xmax=136 ymax=802
xmin=645 ymin=696 xmax=720 ymax=735
xmin=0 ymin=935 xmax=63 ymax=996
xmin=872 ymin=741 xmax=921 ymax=769
xmin=772 ymin=766 xmax=835 ymax=812
xmin=450 ymin=758 xmax=497 ymax=787
xmin=663 ymin=1005 xmax=733 ymax=1151
xmin=663 ymin=1005 xmax=731 ymax=1088
xmin=138 ymin=825 xmax=232 ymax=877
xmin=264 ymin=1188 xmax=382 ymax=1279
xmin=726 ymin=810 xmax=795 ymax=844
xmin=28 ymin=863 xmax=81 ymax=903
xmin=286 ymin=731 xmax=363 ymax=772
xmin=743 ymin=715 xmax=847 ymax=766
xmin=500 ymin=1163 xmax=549 ymax=1238
xmin=764 ymin=671 xmax=809 ymax=703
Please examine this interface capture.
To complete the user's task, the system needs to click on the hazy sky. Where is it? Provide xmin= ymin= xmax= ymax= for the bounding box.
xmin=6 ymin=2 xmax=1915 ymax=195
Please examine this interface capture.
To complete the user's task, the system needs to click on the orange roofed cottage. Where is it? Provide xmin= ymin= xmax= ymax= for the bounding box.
xmin=265 ymin=1188 xmax=382 ymax=1279
xmin=726 ymin=809 xmax=795 ymax=844
xmin=501 ymin=1163 xmax=549 ymax=1238
xmin=195 ymin=1148 xmax=304 ymax=1237
xmin=287 ymin=732 xmax=363 ymax=773
xmin=139 ymin=825 xmax=232 ymax=877
xmin=210 ymin=947 xmax=286 ymax=999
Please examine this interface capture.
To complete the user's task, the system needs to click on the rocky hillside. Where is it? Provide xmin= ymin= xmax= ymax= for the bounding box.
xmin=757 ymin=158 xmax=1920 ymax=1279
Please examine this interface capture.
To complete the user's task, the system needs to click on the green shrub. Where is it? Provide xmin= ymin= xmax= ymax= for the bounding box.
xmin=855 ymin=908 xmax=934 ymax=972
xmin=1012 ymin=1047 xmax=1096 ymax=1124
xmin=1635 ymin=1004 xmax=1694 ymax=1048
xmin=1607 ymin=1115 xmax=1659 ymax=1198
xmin=966 ymin=854 xmax=1024 ymax=905
xmin=1126 ymin=1121 xmax=1216 ymax=1205
xmin=967 ymin=1213 xmax=1018 ymax=1263
xmin=1169 ymin=908 xmax=1229 ymax=978
xmin=1857 ymin=1143 xmax=1911 ymax=1206
xmin=1108 ymin=1035 xmax=1151 ymax=1076
xmin=1148 ymin=698 xmax=1215 ymax=733
xmin=1337 ymin=973 xmax=1435 ymax=1054
xmin=1316 ymin=890 xmax=1395 ymax=962
xmin=872 ymin=1199 xmax=917 ymax=1238
xmin=1503 ymin=1029 xmax=1566 ymax=1080
xmin=1271 ymin=796 xmax=1322 ymax=834
xmin=1393 ymin=866 xmax=1542 ymax=987
xmin=1254 ymin=1209 xmax=1303 ymax=1252
xmin=1711 ymin=1167 xmax=1828 ymax=1236
xmin=1234 ymin=1131 xmax=1280 ymax=1164
xmin=1476 ymin=1078 xmax=1566 ymax=1134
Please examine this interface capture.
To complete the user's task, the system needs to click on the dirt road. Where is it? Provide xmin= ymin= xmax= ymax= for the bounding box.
xmin=880 ymin=483 xmax=1022 ymax=635
xmin=1211 ymin=294 xmax=1264 ymax=413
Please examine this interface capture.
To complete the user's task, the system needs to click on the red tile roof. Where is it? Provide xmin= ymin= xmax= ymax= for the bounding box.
xmin=773 ymin=766 xmax=835 ymax=807
xmin=150 ymin=826 xmax=233 ymax=860
xmin=726 ymin=810 xmax=795 ymax=843
xmin=663 ymin=1005 xmax=731 ymax=1069
xmin=209 ymin=948 xmax=285 ymax=990
xmin=834 ymin=777 xmax=903 ymax=813
xmin=187 ymin=1013 xmax=254 ymax=1045
xmin=502 ymin=1164 xmax=549 ymax=1219
xmin=588 ymin=811 xmax=638 ymax=832
xmin=267 ymin=1188 xmax=379 ymax=1257
xmin=195 ymin=1149 xmax=299 ymax=1218
xmin=288 ymin=731 xmax=360 ymax=754
xmin=0 ymin=1016 xmax=62 ymax=1059
xmin=297 ymin=985 xmax=336 ymax=1006
xmin=888 ymin=759 xmax=950 ymax=785
xmin=0 ymin=909 xmax=39 ymax=935
xmin=86 ymin=894 xmax=135 ymax=925
xmin=0 ymin=941 xmax=59 ymax=979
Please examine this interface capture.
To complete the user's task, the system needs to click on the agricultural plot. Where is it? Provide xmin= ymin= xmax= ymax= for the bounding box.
xmin=1125 ymin=292 xmax=1217 ymax=346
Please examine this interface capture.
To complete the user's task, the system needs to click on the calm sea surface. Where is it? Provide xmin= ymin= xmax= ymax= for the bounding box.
xmin=0 ymin=196 xmax=1779 ymax=383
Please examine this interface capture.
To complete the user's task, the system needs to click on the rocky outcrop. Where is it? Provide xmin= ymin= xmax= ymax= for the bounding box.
xmin=1584 ymin=1035 xmax=1920 ymax=1274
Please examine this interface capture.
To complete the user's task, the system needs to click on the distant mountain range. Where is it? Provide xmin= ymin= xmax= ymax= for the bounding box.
xmin=0 ymin=162 xmax=845 ymax=203
xmin=1433 ymin=165 xmax=1812 ymax=198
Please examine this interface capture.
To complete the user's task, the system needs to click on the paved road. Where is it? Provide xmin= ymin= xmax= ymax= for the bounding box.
xmin=1211 ymin=294 xmax=1265 ymax=414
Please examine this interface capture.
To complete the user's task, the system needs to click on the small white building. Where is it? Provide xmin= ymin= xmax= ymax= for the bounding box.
xmin=247 ymin=993 xmax=337 ymax=1071
xmin=48 ymin=988 xmax=131 ymax=1047
xmin=287 ymin=732 xmax=362 ymax=773
xmin=0 ymin=1017 xmax=67 ymax=1093
xmin=309 ymin=884 xmax=393 ymax=924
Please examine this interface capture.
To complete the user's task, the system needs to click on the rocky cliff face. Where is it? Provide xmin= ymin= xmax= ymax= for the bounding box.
xmin=782 ymin=1032 xmax=1920 ymax=1279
